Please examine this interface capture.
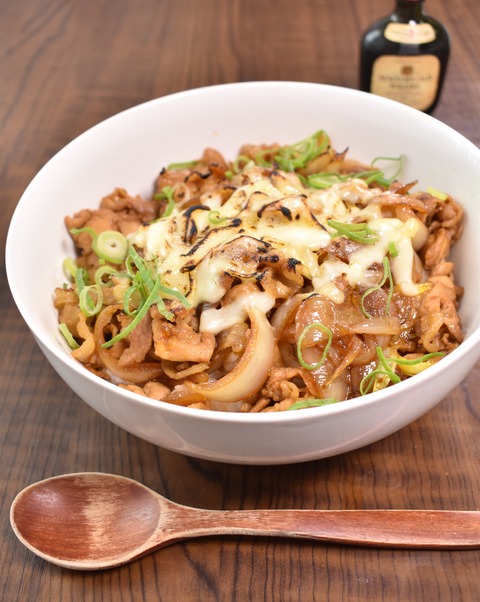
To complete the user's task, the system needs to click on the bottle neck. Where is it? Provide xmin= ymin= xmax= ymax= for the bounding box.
xmin=394 ymin=0 xmax=425 ymax=21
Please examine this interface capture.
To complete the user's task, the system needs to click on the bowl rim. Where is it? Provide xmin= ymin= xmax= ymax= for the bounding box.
xmin=6 ymin=80 xmax=480 ymax=424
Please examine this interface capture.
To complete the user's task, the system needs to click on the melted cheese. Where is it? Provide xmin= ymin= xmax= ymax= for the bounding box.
xmin=193 ymin=256 xmax=233 ymax=305
xmin=129 ymin=169 xmax=424 ymax=308
xmin=312 ymin=217 xmax=422 ymax=299
xmin=199 ymin=292 xmax=275 ymax=334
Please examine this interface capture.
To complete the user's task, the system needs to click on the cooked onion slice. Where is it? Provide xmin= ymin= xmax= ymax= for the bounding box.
xmin=94 ymin=304 xmax=165 ymax=384
xmin=186 ymin=307 xmax=275 ymax=402
xmin=71 ymin=314 xmax=95 ymax=362
xmin=350 ymin=316 xmax=401 ymax=335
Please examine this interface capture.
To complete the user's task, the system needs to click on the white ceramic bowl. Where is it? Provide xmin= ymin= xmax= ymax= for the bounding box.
xmin=6 ymin=82 xmax=480 ymax=464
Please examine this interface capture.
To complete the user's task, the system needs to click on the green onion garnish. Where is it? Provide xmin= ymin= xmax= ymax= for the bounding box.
xmin=426 ymin=186 xmax=448 ymax=201
xmin=360 ymin=368 xmax=397 ymax=395
xmin=102 ymin=279 xmax=162 ymax=348
xmin=360 ymin=346 xmax=401 ymax=395
xmin=302 ymin=154 xmax=404 ymax=189
xmin=302 ymin=173 xmax=344 ymax=189
xmin=387 ymin=241 xmax=399 ymax=258
xmin=208 ymin=210 xmax=227 ymax=225
xmin=296 ymin=322 xmax=333 ymax=371
xmin=370 ymin=155 xmax=404 ymax=186
xmin=79 ymin=284 xmax=103 ymax=317
xmin=275 ymin=130 xmax=330 ymax=172
xmin=389 ymin=351 xmax=445 ymax=366
xmin=154 ymin=186 xmax=175 ymax=218
xmin=70 ymin=226 xmax=98 ymax=239
xmin=390 ymin=351 xmax=445 ymax=375
xmin=253 ymin=130 xmax=330 ymax=172
xmin=287 ymin=398 xmax=338 ymax=411
xmin=92 ymin=231 xmax=128 ymax=264
xmin=232 ymin=154 xmax=255 ymax=174
xmin=360 ymin=256 xmax=394 ymax=319
xmin=94 ymin=265 xmax=121 ymax=288
xmin=327 ymin=220 xmax=379 ymax=245
xmin=75 ymin=267 xmax=87 ymax=295
xmin=121 ymin=284 xmax=140 ymax=317
xmin=71 ymin=227 xmax=128 ymax=264
xmin=69 ymin=227 xmax=192 ymax=343
xmin=360 ymin=347 xmax=445 ymax=394
xmin=62 ymin=257 xmax=77 ymax=280
xmin=303 ymin=169 xmax=384 ymax=189
xmin=101 ymin=246 xmax=191 ymax=348
xmin=166 ymin=160 xmax=198 ymax=170
xmin=59 ymin=323 xmax=80 ymax=349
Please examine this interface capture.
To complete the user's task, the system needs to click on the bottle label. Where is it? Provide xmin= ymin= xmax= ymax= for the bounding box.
xmin=384 ymin=22 xmax=436 ymax=44
xmin=370 ymin=54 xmax=441 ymax=111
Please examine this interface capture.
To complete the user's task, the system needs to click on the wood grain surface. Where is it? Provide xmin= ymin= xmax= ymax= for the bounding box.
xmin=1 ymin=0 xmax=479 ymax=600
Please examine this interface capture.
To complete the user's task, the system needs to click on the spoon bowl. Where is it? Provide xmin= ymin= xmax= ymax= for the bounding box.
xmin=10 ymin=473 xmax=480 ymax=570
xmin=11 ymin=473 xmax=164 ymax=568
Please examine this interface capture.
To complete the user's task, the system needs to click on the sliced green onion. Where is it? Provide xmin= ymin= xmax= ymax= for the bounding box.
xmin=302 ymin=155 xmax=403 ymax=190
xmin=75 ymin=267 xmax=88 ymax=294
xmin=245 ymin=132 xmax=403 ymax=187
xmin=122 ymin=284 xmax=141 ymax=316
xmin=101 ymin=278 xmax=162 ymax=348
xmin=71 ymin=227 xmax=128 ymax=265
xmin=70 ymin=226 xmax=98 ymax=239
xmin=360 ymin=369 xmax=396 ymax=395
xmin=126 ymin=246 xmax=156 ymax=294
xmin=360 ymin=346 xmax=401 ymax=395
xmin=390 ymin=351 xmax=445 ymax=376
xmin=59 ymin=323 xmax=80 ymax=349
xmin=376 ymin=346 xmax=399 ymax=374
xmin=102 ymin=245 xmax=191 ymax=347
xmin=360 ymin=256 xmax=394 ymax=319
xmin=129 ymin=249 xmax=162 ymax=306
xmin=371 ymin=155 xmax=404 ymax=186
xmin=166 ymin=160 xmax=198 ymax=170
xmin=253 ymin=130 xmax=330 ymax=172
xmin=296 ymin=322 xmax=333 ymax=371
xmin=276 ymin=130 xmax=330 ymax=172
xmin=79 ymin=284 xmax=103 ymax=317
xmin=63 ymin=257 xmax=78 ymax=280
xmin=208 ymin=210 xmax=227 ymax=225
xmin=92 ymin=231 xmax=128 ymax=264
xmin=154 ymin=186 xmax=175 ymax=218
xmin=360 ymin=169 xmax=389 ymax=186
xmin=302 ymin=173 xmax=343 ymax=189
xmin=426 ymin=186 xmax=448 ymax=201
xmin=381 ymin=258 xmax=394 ymax=316
xmin=94 ymin=265 xmax=121 ymax=287
xmin=157 ymin=281 xmax=191 ymax=308
xmin=128 ymin=246 xmax=190 ymax=308
xmin=253 ymin=147 xmax=274 ymax=167
xmin=287 ymin=398 xmax=338 ymax=411
xmin=303 ymin=169 xmax=383 ymax=190
xmin=155 ymin=295 xmax=174 ymax=322
xmin=327 ymin=220 xmax=379 ymax=245
xmin=232 ymin=154 xmax=255 ymax=174
xmin=388 ymin=241 xmax=399 ymax=258
xmin=390 ymin=351 xmax=445 ymax=365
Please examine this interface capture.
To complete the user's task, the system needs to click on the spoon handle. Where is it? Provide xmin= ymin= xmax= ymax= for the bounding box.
xmin=169 ymin=507 xmax=480 ymax=549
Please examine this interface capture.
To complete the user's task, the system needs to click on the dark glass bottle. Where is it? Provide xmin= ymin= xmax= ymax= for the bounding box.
xmin=360 ymin=0 xmax=450 ymax=113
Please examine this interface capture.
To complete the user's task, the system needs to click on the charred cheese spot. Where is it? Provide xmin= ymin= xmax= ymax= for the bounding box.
xmin=129 ymin=168 xmax=423 ymax=308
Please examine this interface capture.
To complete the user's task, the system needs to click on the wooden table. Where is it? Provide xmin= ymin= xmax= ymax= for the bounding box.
xmin=1 ymin=0 xmax=479 ymax=599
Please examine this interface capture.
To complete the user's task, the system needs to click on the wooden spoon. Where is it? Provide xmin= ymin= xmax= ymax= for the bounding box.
xmin=10 ymin=472 xmax=480 ymax=570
